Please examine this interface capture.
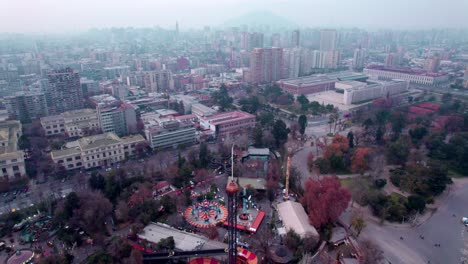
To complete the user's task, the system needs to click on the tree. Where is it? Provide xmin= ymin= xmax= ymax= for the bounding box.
xmin=351 ymin=214 xmax=366 ymax=237
xmin=406 ymin=195 xmax=426 ymax=213
xmin=307 ymin=152 xmax=314 ymax=173
xmin=199 ymin=143 xmax=209 ymax=168
xmin=194 ymin=169 xmax=210 ymax=184
xmin=239 ymin=96 xmax=261 ymax=114
xmin=298 ymin=115 xmax=307 ymax=135
xmin=386 ymin=138 xmax=410 ymax=165
xmin=213 ymin=84 xmax=233 ymax=111
xmin=272 ymin=120 xmax=289 ymax=147
xmin=347 ymin=131 xmax=354 ymax=149
xmin=135 ymin=141 xmax=150 ymax=158
xmin=409 ymin=126 xmax=428 ymax=144
xmin=253 ymin=125 xmax=263 ymax=148
xmin=351 ymin=147 xmax=371 ymax=174
xmin=257 ymin=112 xmax=274 ymax=127
xmin=301 ymin=177 xmax=351 ymax=228
xmin=115 ymin=200 xmax=130 ymax=223
xmin=89 ymin=173 xmax=106 ymax=190
xmin=297 ymin=95 xmax=309 ymax=111
xmin=390 ymin=113 xmax=406 ymax=141
xmin=360 ymin=240 xmax=384 ymax=264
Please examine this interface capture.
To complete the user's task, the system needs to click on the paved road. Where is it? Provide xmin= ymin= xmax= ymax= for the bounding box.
xmin=361 ymin=180 xmax=468 ymax=264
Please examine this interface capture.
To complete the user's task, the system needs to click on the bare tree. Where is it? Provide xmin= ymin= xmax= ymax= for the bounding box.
xmin=360 ymin=240 xmax=384 ymax=264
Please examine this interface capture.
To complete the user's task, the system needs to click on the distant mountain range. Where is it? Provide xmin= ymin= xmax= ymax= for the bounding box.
xmin=222 ymin=10 xmax=298 ymax=29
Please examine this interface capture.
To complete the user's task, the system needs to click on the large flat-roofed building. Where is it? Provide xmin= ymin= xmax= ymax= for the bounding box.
xmin=0 ymin=121 xmax=26 ymax=179
xmin=340 ymin=79 xmax=409 ymax=105
xmin=277 ymin=71 xmax=368 ymax=95
xmin=50 ymin=132 xmax=145 ymax=170
xmin=41 ymin=109 xmax=99 ymax=137
xmin=364 ymin=65 xmax=449 ymax=86
xmin=199 ymin=110 xmax=256 ymax=138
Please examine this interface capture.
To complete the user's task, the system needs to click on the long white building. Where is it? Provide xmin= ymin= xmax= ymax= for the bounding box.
xmin=364 ymin=65 xmax=449 ymax=86
xmin=41 ymin=109 xmax=99 ymax=137
xmin=338 ymin=79 xmax=409 ymax=105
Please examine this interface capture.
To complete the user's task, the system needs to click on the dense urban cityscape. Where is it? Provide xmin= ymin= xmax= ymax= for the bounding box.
xmin=0 ymin=2 xmax=467 ymax=264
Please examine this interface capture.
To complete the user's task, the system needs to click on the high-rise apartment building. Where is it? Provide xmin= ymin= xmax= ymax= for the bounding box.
xmin=352 ymin=48 xmax=366 ymax=70
xmin=45 ymin=68 xmax=83 ymax=114
xmin=283 ymin=48 xmax=301 ymax=78
xmin=240 ymin=32 xmax=264 ymax=51
xmin=4 ymin=91 xmax=48 ymax=123
xmin=292 ymin=30 xmax=300 ymax=47
xmin=320 ymin=29 xmax=338 ymax=51
xmin=143 ymin=70 xmax=174 ymax=93
xmin=249 ymin=48 xmax=283 ymax=85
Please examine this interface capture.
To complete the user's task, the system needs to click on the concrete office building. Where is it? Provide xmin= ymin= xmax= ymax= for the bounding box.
xmin=4 ymin=91 xmax=48 ymax=123
xmin=45 ymin=68 xmax=83 ymax=114
xmin=364 ymin=65 xmax=449 ymax=86
xmin=50 ymin=132 xmax=145 ymax=170
xmin=80 ymin=78 xmax=100 ymax=94
xmin=97 ymin=103 xmax=137 ymax=137
xmin=41 ymin=109 xmax=99 ymax=137
xmin=249 ymin=47 xmax=283 ymax=84
xmin=145 ymin=120 xmax=196 ymax=150
xmin=0 ymin=120 xmax=26 ymax=179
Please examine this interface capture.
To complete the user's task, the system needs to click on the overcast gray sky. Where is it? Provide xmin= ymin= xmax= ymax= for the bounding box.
xmin=1 ymin=0 xmax=467 ymax=33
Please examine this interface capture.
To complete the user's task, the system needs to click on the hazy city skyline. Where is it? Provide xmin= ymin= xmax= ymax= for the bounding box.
xmin=2 ymin=0 xmax=468 ymax=33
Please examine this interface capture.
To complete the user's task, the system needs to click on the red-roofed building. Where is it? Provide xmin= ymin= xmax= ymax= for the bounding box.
xmin=199 ymin=110 xmax=256 ymax=138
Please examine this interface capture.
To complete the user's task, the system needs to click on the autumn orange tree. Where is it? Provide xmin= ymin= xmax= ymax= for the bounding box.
xmin=324 ymin=134 xmax=349 ymax=159
xmin=351 ymin=147 xmax=371 ymax=174
xmin=301 ymin=177 xmax=351 ymax=228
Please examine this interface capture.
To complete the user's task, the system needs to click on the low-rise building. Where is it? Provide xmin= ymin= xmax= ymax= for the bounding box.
xmin=276 ymin=200 xmax=319 ymax=240
xmin=191 ymin=103 xmax=217 ymax=118
xmin=277 ymin=71 xmax=368 ymax=95
xmin=199 ymin=110 xmax=256 ymax=139
xmin=41 ymin=109 xmax=99 ymax=137
xmin=339 ymin=79 xmax=409 ymax=105
xmin=0 ymin=120 xmax=26 ymax=179
xmin=364 ymin=65 xmax=449 ymax=86
xmin=50 ymin=132 xmax=146 ymax=170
